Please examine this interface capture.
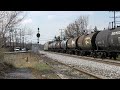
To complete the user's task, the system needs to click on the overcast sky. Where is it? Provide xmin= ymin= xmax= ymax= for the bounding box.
xmin=20 ymin=11 xmax=120 ymax=44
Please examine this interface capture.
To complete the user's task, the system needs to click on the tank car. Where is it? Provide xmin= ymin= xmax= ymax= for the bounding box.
xmin=95 ymin=27 xmax=120 ymax=59
xmin=44 ymin=27 xmax=120 ymax=60
xmin=108 ymin=27 xmax=120 ymax=51
xmin=66 ymin=37 xmax=79 ymax=54
xmin=55 ymin=41 xmax=62 ymax=52
xmin=61 ymin=39 xmax=68 ymax=53
xmin=51 ymin=41 xmax=56 ymax=51
xmin=44 ymin=42 xmax=49 ymax=51
xmin=77 ymin=31 xmax=99 ymax=56
xmin=48 ymin=42 xmax=52 ymax=51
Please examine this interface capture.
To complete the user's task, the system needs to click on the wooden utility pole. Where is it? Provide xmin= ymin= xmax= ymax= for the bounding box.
xmin=59 ymin=29 xmax=64 ymax=40
xmin=75 ymin=21 xmax=79 ymax=37
xmin=20 ymin=29 xmax=21 ymax=48
xmin=114 ymin=11 xmax=116 ymax=28
xmin=14 ymin=30 xmax=17 ymax=47
xmin=110 ymin=11 xmax=120 ymax=28
xmin=9 ymin=30 xmax=11 ymax=47
xmin=22 ymin=37 xmax=24 ymax=48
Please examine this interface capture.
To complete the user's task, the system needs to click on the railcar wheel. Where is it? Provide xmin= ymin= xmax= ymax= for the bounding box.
xmin=108 ymin=53 xmax=112 ymax=59
xmin=113 ymin=56 xmax=117 ymax=60
xmin=100 ymin=52 xmax=106 ymax=59
xmin=113 ymin=53 xmax=117 ymax=60
xmin=80 ymin=51 xmax=83 ymax=56
xmin=90 ymin=52 xmax=94 ymax=57
xmin=80 ymin=51 xmax=85 ymax=56
xmin=93 ymin=52 xmax=97 ymax=58
xmin=79 ymin=52 xmax=82 ymax=56
xmin=77 ymin=51 xmax=79 ymax=55
xmin=72 ymin=51 xmax=75 ymax=55
xmin=109 ymin=56 xmax=112 ymax=59
xmin=69 ymin=51 xmax=71 ymax=54
xmin=75 ymin=51 xmax=77 ymax=55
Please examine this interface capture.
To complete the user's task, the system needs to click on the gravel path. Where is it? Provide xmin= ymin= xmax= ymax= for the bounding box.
xmin=40 ymin=51 xmax=120 ymax=79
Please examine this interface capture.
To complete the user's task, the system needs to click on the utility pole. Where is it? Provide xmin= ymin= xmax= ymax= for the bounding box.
xmin=109 ymin=22 xmax=114 ymax=29
xmin=12 ymin=29 xmax=14 ymax=49
xmin=114 ymin=11 xmax=116 ymax=28
xmin=112 ymin=22 xmax=113 ymax=29
xmin=59 ymin=29 xmax=64 ymax=40
xmin=14 ymin=29 xmax=17 ymax=47
xmin=20 ymin=29 xmax=21 ymax=49
xmin=31 ymin=40 xmax=32 ymax=50
xmin=9 ymin=28 xmax=14 ymax=49
xmin=75 ymin=21 xmax=79 ymax=37
xmin=22 ymin=37 xmax=24 ymax=48
xmin=22 ymin=30 xmax=25 ymax=48
xmin=110 ymin=11 xmax=120 ymax=28
xmin=9 ymin=30 xmax=11 ymax=47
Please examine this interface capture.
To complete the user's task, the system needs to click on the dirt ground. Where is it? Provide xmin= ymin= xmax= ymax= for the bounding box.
xmin=1 ymin=52 xmax=60 ymax=79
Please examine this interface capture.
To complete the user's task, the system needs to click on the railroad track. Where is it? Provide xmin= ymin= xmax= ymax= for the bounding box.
xmin=50 ymin=59 xmax=105 ymax=79
xmin=47 ymin=51 xmax=120 ymax=67
xmin=36 ymin=54 xmax=63 ymax=79
xmin=37 ymin=53 xmax=104 ymax=79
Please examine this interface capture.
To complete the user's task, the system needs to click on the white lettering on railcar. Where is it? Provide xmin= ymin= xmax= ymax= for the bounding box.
xmin=111 ymin=31 xmax=120 ymax=35
xmin=85 ymin=37 xmax=91 ymax=45
xmin=72 ymin=40 xmax=75 ymax=45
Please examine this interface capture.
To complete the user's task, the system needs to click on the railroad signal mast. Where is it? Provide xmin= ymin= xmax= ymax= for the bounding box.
xmin=36 ymin=28 xmax=40 ymax=44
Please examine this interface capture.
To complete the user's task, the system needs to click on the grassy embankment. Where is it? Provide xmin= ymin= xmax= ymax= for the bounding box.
xmin=0 ymin=51 xmax=60 ymax=79
xmin=0 ymin=48 xmax=12 ymax=78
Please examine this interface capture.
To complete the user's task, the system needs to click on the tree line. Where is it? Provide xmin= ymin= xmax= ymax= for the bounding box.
xmin=0 ymin=11 xmax=32 ymax=51
xmin=54 ymin=15 xmax=98 ymax=41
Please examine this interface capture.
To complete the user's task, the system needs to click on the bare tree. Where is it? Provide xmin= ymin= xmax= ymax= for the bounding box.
xmin=76 ymin=15 xmax=89 ymax=35
xmin=65 ymin=15 xmax=89 ymax=38
xmin=65 ymin=24 xmax=74 ymax=38
xmin=94 ymin=26 xmax=98 ymax=32
xmin=0 ymin=11 xmax=26 ymax=48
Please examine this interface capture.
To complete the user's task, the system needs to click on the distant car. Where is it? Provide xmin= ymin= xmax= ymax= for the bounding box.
xmin=14 ymin=47 xmax=20 ymax=51
xmin=22 ymin=48 xmax=26 ymax=51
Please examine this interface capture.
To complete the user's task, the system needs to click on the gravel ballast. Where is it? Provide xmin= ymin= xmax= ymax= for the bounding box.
xmin=39 ymin=51 xmax=120 ymax=79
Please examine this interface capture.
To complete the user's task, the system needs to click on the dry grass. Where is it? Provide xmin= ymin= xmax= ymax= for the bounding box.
xmin=0 ymin=48 xmax=8 ymax=63
xmin=3 ymin=52 xmax=60 ymax=79
xmin=4 ymin=53 xmax=37 ymax=68
xmin=0 ymin=48 xmax=10 ymax=78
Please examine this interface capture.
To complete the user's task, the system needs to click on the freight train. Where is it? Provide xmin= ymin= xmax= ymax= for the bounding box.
xmin=44 ymin=27 xmax=120 ymax=60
